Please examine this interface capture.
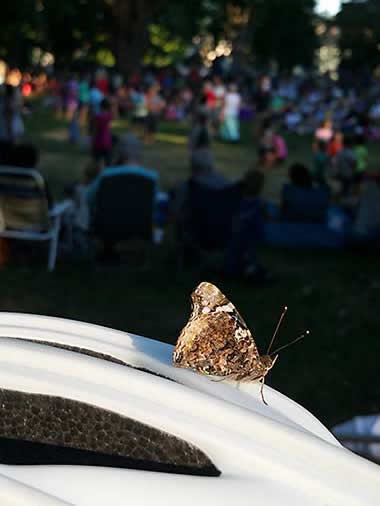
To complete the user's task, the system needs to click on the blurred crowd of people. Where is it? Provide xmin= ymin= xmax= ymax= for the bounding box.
xmin=43 ymin=68 xmax=244 ymax=151
xmin=0 ymin=62 xmax=379 ymax=275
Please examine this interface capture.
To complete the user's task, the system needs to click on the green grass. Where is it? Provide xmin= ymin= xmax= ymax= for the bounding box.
xmin=3 ymin=104 xmax=380 ymax=429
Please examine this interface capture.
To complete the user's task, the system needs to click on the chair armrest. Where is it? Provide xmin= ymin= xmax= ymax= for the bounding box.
xmin=48 ymin=200 xmax=73 ymax=218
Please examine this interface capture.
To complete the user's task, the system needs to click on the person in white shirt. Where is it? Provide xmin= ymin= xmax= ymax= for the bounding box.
xmin=315 ymin=119 xmax=333 ymax=142
xmin=220 ymin=83 xmax=241 ymax=142
xmin=213 ymin=76 xmax=226 ymax=105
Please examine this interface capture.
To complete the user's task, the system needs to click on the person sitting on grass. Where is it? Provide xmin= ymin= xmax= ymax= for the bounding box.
xmin=170 ymin=149 xmax=229 ymax=226
xmin=315 ymin=119 xmax=333 ymax=143
xmin=281 ymin=163 xmax=329 ymax=224
xmin=225 ymin=169 xmax=272 ymax=283
xmin=257 ymin=125 xmax=287 ymax=169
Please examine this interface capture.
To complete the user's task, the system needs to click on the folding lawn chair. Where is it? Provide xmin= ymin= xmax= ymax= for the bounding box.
xmin=0 ymin=167 xmax=72 ymax=271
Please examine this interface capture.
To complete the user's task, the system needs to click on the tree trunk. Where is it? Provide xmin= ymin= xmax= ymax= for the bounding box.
xmin=111 ymin=0 xmax=168 ymax=79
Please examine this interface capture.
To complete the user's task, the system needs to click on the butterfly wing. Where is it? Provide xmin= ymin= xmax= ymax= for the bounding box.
xmin=173 ymin=283 xmax=263 ymax=379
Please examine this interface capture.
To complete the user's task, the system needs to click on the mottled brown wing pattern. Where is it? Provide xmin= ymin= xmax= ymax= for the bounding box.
xmin=173 ymin=282 xmax=267 ymax=380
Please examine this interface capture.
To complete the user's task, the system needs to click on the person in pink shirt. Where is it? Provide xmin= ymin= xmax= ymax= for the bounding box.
xmin=92 ymin=98 xmax=113 ymax=165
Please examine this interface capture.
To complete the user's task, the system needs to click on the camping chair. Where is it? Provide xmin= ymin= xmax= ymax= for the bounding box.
xmin=90 ymin=172 xmax=155 ymax=263
xmin=264 ymin=187 xmax=347 ymax=248
xmin=0 ymin=167 xmax=72 ymax=271
xmin=178 ymin=180 xmax=242 ymax=268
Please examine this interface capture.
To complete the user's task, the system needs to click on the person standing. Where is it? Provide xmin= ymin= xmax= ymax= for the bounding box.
xmin=212 ymin=75 xmax=226 ymax=133
xmin=220 ymin=83 xmax=241 ymax=142
xmin=89 ymin=79 xmax=104 ymax=116
xmin=130 ymin=84 xmax=148 ymax=136
xmin=145 ymin=84 xmax=165 ymax=144
xmin=92 ymin=99 xmax=113 ymax=165
xmin=78 ymin=74 xmax=90 ymax=128
xmin=4 ymin=84 xmax=24 ymax=142
xmin=66 ymin=75 xmax=79 ymax=121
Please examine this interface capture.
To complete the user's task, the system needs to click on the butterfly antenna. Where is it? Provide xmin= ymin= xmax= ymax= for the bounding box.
xmin=266 ymin=306 xmax=288 ymax=355
xmin=270 ymin=330 xmax=310 ymax=356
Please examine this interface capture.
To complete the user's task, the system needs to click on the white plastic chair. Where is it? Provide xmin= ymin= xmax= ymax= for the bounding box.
xmin=0 ymin=167 xmax=72 ymax=271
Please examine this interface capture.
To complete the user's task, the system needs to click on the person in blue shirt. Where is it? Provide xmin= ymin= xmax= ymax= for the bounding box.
xmin=87 ymin=134 xmax=160 ymax=262
xmin=87 ymin=134 xmax=158 ymax=209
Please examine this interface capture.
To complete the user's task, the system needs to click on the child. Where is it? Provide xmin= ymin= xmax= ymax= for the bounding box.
xmin=92 ymin=98 xmax=112 ymax=165
xmin=273 ymin=132 xmax=288 ymax=163
xmin=315 ymin=119 xmax=333 ymax=142
xmin=72 ymin=160 xmax=103 ymax=254
xmin=258 ymin=127 xmax=287 ymax=168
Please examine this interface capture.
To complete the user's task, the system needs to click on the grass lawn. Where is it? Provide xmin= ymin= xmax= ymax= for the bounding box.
xmin=2 ymin=103 xmax=380 ymax=429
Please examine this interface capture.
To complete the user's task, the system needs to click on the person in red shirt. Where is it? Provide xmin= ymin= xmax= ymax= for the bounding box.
xmin=96 ymin=76 xmax=109 ymax=96
xmin=328 ymin=131 xmax=343 ymax=159
xmin=203 ymin=81 xmax=216 ymax=111
xmin=92 ymin=99 xmax=113 ymax=165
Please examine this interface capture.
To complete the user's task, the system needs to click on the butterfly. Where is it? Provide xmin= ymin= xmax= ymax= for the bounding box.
xmin=173 ymin=282 xmax=308 ymax=404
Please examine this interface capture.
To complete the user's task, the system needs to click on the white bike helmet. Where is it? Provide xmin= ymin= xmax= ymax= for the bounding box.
xmin=0 ymin=313 xmax=377 ymax=506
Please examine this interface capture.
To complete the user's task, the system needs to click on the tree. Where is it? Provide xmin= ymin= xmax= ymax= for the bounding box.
xmin=336 ymin=0 xmax=380 ymax=71
xmin=39 ymin=0 xmax=111 ymax=67
xmin=107 ymin=0 xmax=172 ymax=76
xmin=0 ymin=1 xmax=41 ymax=66
xmin=0 ymin=0 xmax=319 ymax=74
xmin=249 ymin=0 xmax=318 ymax=70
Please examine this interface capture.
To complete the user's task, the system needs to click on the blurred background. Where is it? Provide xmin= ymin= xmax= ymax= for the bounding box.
xmin=0 ymin=0 xmax=379 ymax=448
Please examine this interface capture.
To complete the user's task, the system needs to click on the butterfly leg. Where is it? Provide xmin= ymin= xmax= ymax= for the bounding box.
xmin=210 ymin=373 xmax=237 ymax=383
xmin=260 ymin=377 xmax=268 ymax=405
xmin=210 ymin=376 xmax=227 ymax=383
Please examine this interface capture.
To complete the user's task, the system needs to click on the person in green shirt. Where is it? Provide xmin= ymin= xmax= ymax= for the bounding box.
xmin=354 ymin=134 xmax=369 ymax=183
xmin=312 ymin=140 xmax=329 ymax=186
xmin=78 ymin=75 xmax=90 ymax=128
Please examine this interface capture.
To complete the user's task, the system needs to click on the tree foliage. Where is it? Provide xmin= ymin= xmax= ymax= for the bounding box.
xmin=0 ymin=2 xmax=41 ymax=65
xmin=336 ymin=0 xmax=380 ymax=70
xmin=0 ymin=0 xmax=319 ymax=73
xmin=40 ymin=0 xmax=112 ymax=66
xmin=249 ymin=0 xmax=318 ymax=70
